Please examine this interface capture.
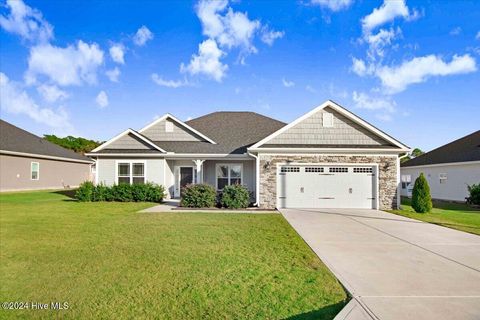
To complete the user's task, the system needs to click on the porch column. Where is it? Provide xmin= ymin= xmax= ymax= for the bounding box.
xmin=192 ymin=160 xmax=205 ymax=184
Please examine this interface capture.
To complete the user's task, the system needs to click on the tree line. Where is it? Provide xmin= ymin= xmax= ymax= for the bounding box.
xmin=44 ymin=135 xmax=103 ymax=154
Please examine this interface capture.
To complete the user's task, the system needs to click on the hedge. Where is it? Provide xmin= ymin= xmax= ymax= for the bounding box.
xmin=180 ymin=184 xmax=217 ymax=208
xmin=75 ymin=181 xmax=165 ymax=202
xmin=467 ymin=183 xmax=480 ymax=205
xmin=220 ymin=184 xmax=250 ymax=209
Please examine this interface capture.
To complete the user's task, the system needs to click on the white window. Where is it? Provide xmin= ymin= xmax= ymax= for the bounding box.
xmin=322 ymin=112 xmax=334 ymax=127
xmin=216 ymin=164 xmax=242 ymax=190
xmin=31 ymin=162 xmax=39 ymax=180
xmin=439 ymin=173 xmax=447 ymax=184
xmin=165 ymin=121 xmax=174 ymax=132
xmin=117 ymin=162 xmax=145 ymax=185
xmin=401 ymin=174 xmax=411 ymax=189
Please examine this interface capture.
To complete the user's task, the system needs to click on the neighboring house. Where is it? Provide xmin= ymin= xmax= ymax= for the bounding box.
xmin=86 ymin=100 xmax=410 ymax=209
xmin=0 ymin=120 xmax=93 ymax=192
xmin=401 ymin=130 xmax=480 ymax=202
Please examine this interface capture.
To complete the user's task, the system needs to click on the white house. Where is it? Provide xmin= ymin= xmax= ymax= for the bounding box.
xmin=401 ymin=130 xmax=480 ymax=202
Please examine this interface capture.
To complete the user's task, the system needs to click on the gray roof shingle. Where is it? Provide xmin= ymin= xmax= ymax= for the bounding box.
xmin=402 ymin=130 xmax=480 ymax=167
xmin=0 ymin=119 xmax=92 ymax=162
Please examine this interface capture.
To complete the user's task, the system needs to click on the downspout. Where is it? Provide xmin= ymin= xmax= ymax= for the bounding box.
xmin=397 ymin=152 xmax=410 ymax=209
xmin=247 ymin=151 xmax=260 ymax=207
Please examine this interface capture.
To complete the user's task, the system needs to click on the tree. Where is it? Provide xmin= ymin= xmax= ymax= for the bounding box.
xmin=411 ymin=173 xmax=432 ymax=213
xmin=400 ymin=147 xmax=425 ymax=163
xmin=43 ymin=134 xmax=102 ymax=154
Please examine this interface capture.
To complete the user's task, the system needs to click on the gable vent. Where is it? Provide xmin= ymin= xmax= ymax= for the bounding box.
xmin=322 ymin=112 xmax=334 ymax=127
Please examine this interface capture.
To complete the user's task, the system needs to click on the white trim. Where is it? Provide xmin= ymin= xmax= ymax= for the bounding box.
xmin=401 ymin=160 xmax=480 ymax=169
xmin=139 ymin=113 xmax=217 ymax=144
xmin=0 ymin=150 xmax=93 ymax=164
xmin=86 ymin=153 xmax=254 ymax=159
xmin=249 ymin=147 xmax=409 ymax=154
xmin=114 ymin=160 xmax=147 ymax=185
xmin=91 ymin=129 xmax=166 ymax=153
xmin=275 ymin=162 xmax=380 ymax=209
xmin=30 ymin=161 xmax=40 ymax=180
xmin=249 ymin=100 xmax=410 ymax=150
xmin=215 ymin=163 xmax=244 ymax=190
xmin=95 ymin=160 xmax=99 ymax=185
xmin=257 ymin=153 xmax=399 ymax=157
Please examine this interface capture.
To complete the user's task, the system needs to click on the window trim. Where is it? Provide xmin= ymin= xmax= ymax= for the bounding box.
xmin=215 ymin=163 xmax=243 ymax=190
xmin=31 ymin=161 xmax=40 ymax=180
xmin=114 ymin=160 xmax=147 ymax=185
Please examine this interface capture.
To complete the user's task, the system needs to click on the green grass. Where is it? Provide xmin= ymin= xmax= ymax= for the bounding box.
xmin=0 ymin=191 xmax=347 ymax=319
xmin=388 ymin=197 xmax=480 ymax=235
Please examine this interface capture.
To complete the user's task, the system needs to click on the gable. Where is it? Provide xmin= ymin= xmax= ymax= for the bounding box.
xmin=107 ymin=133 xmax=156 ymax=150
xmin=141 ymin=118 xmax=206 ymax=142
xmin=267 ymin=107 xmax=394 ymax=147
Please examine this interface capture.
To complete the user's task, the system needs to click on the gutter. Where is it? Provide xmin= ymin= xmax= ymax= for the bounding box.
xmin=0 ymin=150 xmax=93 ymax=164
xmin=247 ymin=151 xmax=260 ymax=207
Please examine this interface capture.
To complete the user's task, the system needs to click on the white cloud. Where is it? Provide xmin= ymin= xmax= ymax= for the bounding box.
xmin=109 ymin=44 xmax=125 ymax=64
xmin=352 ymin=91 xmax=396 ymax=112
xmin=261 ymin=28 xmax=284 ymax=46
xmin=351 ymin=57 xmax=369 ymax=76
xmin=310 ymin=0 xmax=354 ymax=11
xmin=305 ymin=85 xmax=316 ymax=93
xmin=106 ymin=67 xmax=120 ymax=82
xmin=0 ymin=0 xmax=53 ymax=43
xmin=25 ymin=40 xmax=104 ymax=86
xmin=361 ymin=0 xmax=419 ymax=33
xmin=365 ymin=27 xmax=401 ymax=59
xmin=282 ymin=78 xmax=295 ymax=87
xmin=376 ymin=54 xmax=477 ymax=93
xmin=180 ymin=39 xmax=228 ymax=82
xmin=133 ymin=25 xmax=154 ymax=46
xmin=196 ymin=0 xmax=260 ymax=53
xmin=151 ymin=73 xmax=188 ymax=88
xmin=476 ymin=31 xmax=480 ymax=40
xmin=0 ymin=72 xmax=73 ymax=132
xmin=95 ymin=91 xmax=109 ymax=108
xmin=37 ymin=84 xmax=68 ymax=103
xmin=449 ymin=27 xmax=462 ymax=36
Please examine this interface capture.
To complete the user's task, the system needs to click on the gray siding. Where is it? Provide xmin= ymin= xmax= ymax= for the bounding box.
xmin=142 ymin=119 xmax=204 ymax=141
xmin=203 ymin=160 xmax=256 ymax=195
xmin=107 ymin=133 xmax=154 ymax=150
xmin=96 ymin=158 xmax=165 ymax=186
xmin=269 ymin=107 xmax=391 ymax=146
xmin=0 ymin=154 xmax=91 ymax=191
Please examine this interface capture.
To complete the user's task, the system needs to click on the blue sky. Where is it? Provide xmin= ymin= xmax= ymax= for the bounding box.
xmin=1 ymin=0 xmax=479 ymax=151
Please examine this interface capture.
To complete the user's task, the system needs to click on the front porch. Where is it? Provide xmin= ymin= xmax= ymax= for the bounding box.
xmin=163 ymin=158 xmax=257 ymax=201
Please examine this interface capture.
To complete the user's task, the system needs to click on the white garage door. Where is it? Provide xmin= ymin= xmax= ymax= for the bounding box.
xmin=277 ymin=165 xmax=376 ymax=209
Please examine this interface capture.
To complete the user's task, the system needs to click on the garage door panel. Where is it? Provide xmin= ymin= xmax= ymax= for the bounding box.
xmin=278 ymin=165 xmax=376 ymax=209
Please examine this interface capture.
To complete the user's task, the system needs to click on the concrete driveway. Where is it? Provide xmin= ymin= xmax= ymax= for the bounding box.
xmin=281 ymin=208 xmax=480 ymax=320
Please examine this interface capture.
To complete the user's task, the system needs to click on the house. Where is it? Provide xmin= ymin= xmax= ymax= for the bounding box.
xmin=401 ymin=130 xmax=480 ymax=202
xmin=86 ymin=100 xmax=410 ymax=209
xmin=0 ymin=119 xmax=93 ymax=192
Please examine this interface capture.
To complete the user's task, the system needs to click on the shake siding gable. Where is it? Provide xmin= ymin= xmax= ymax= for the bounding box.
xmin=268 ymin=107 xmax=392 ymax=146
xmin=141 ymin=119 xmax=204 ymax=142
xmin=106 ymin=133 xmax=155 ymax=150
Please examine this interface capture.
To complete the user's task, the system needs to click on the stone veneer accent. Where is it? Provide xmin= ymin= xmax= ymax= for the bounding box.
xmin=258 ymin=155 xmax=398 ymax=210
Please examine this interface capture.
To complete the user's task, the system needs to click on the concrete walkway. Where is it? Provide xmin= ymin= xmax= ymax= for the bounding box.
xmin=281 ymin=208 xmax=480 ymax=320
xmin=139 ymin=200 xmax=277 ymax=214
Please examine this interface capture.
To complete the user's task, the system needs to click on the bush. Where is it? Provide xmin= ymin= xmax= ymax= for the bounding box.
xmin=220 ymin=184 xmax=250 ymax=209
xmin=466 ymin=183 xmax=480 ymax=205
xmin=75 ymin=181 xmax=165 ymax=203
xmin=180 ymin=184 xmax=217 ymax=208
xmin=411 ymin=173 xmax=432 ymax=213
xmin=75 ymin=181 xmax=95 ymax=202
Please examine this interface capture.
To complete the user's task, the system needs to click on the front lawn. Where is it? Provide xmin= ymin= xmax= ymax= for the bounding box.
xmin=0 ymin=191 xmax=347 ymax=319
xmin=388 ymin=197 xmax=480 ymax=235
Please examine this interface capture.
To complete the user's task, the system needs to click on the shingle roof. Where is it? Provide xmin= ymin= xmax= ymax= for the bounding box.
xmin=0 ymin=119 xmax=92 ymax=162
xmin=402 ymin=130 xmax=480 ymax=167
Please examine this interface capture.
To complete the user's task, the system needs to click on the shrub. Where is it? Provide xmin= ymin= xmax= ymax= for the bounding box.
xmin=180 ymin=184 xmax=217 ymax=208
xmin=466 ymin=183 xmax=480 ymax=205
xmin=411 ymin=173 xmax=432 ymax=213
xmin=220 ymin=184 xmax=250 ymax=209
xmin=75 ymin=181 xmax=95 ymax=202
xmin=75 ymin=181 xmax=165 ymax=203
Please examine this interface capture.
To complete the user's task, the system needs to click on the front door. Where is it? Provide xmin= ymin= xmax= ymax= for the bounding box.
xmin=179 ymin=167 xmax=194 ymax=196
